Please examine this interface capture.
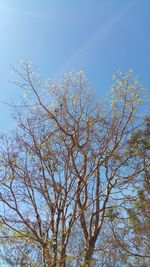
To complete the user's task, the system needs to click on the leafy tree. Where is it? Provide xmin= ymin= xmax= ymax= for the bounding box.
xmin=108 ymin=117 xmax=150 ymax=267
xmin=0 ymin=61 xmax=147 ymax=266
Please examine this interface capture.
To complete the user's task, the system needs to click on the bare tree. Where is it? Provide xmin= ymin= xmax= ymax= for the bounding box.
xmin=0 ymin=62 xmax=147 ymax=266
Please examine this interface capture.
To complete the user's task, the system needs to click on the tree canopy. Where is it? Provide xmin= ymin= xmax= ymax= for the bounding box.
xmin=0 ymin=61 xmax=149 ymax=267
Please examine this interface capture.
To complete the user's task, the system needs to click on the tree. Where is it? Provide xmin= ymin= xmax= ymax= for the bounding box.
xmin=0 ymin=61 xmax=147 ymax=266
xmin=108 ymin=116 xmax=150 ymax=267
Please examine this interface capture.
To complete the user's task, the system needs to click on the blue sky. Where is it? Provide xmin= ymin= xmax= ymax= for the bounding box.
xmin=0 ymin=0 xmax=150 ymax=132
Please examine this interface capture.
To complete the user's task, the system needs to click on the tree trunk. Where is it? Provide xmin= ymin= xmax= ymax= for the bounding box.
xmin=60 ymin=243 xmax=66 ymax=267
xmin=82 ymin=243 xmax=95 ymax=267
xmin=42 ymin=244 xmax=53 ymax=267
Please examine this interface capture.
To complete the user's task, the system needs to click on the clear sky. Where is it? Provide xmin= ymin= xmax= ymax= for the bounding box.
xmin=0 ymin=0 xmax=150 ymax=132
